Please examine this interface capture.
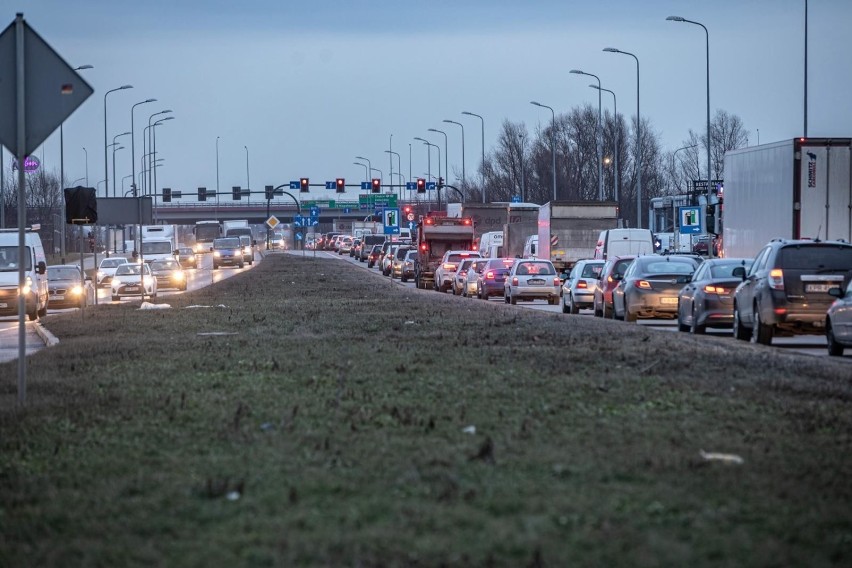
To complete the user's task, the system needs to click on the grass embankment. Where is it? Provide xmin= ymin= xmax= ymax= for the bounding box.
xmin=1 ymin=254 xmax=851 ymax=567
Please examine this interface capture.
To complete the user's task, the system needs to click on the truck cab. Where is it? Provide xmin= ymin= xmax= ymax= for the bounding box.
xmin=0 ymin=229 xmax=49 ymax=320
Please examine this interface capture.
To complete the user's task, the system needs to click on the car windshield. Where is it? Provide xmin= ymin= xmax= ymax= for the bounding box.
xmin=0 ymin=246 xmax=33 ymax=272
xmin=151 ymin=261 xmax=180 ymax=271
xmin=179 ymin=248 xmax=193 ymax=255
xmin=214 ymin=238 xmax=241 ymax=248
xmin=709 ymin=260 xmax=752 ymax=278
xmin=115 ymin=264 xmax=143 ymax=276
xmin=516 ymin=262 xmax=555 ymax=275
xmin=777 ymin=245 xmax=852 ymax=270
xmin=48 ymin=267 xmax=80 ymax=280
xmin=581 ymin=263 xmax=605 ymax=278
xmin=100 ymin=258 xmax=127 ymax=268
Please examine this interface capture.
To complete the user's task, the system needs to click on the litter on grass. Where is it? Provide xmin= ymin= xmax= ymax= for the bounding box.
xmin=462 ymin=425 xmax=476 ymax=435
xmin=185 ymin=305 xmax=229 ymax=309
xmin=139 ymin=302 xmax=171 ymax=310
xmin=197 ymin=332 xmax=239 ymax=337
xmin=700 ymin=450 xmax=744 ymax=465
xmin=226 ymin=491 xmax=241 ymax=501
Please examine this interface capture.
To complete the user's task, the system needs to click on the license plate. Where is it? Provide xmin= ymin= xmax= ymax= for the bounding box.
xmin=53 ymin=295 xmax=65 ymax=301
xmin=805 ymin=283 xmax=833 ymax=293
xmin=125 ymin=287 xmax=139 ymax=292
xmin=660 ymin=297 xmax=678 ymax=304
xmin=527 ymin=278 xmax=545 ymax=285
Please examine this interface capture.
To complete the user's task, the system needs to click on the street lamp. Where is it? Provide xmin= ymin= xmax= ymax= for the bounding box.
xmin=111 ymin=131 xmax=130 ymax=197
xmin=530 ymin=101 xmax=556 ymax=201
xmin=461 ymin=111 xmax=485 ymax=203
xmin=588 ymin=85 xmax=618 ymax=202
xmin=603 ymin=47 xmax=641 ymax=227
xmin=131 ymin=98 xmax=156 ymax=197
xmin=518 ymin=132 xmax=526 ymax=202
xmin=82 ymin=147 xmax=88 ymax=186
xmin=121 ymin=174 xmax=133 ymax=194
xmin=244 ymin=145 xmax=250 ymax=204
xmin=216 ymin=136 xmax=221 ymax=200
xmin=147 ymin=110 xmax=172 ymax=195
xmin=71 ymin=177 xmax=85 ymax=186
xmin=104 ymin=84 xmax=133 ymax=198
xmin=443 ymin=119 xmax=465 ymax=190
xmin=385 ymin=150 xmax=402 ymax=199
xmin=570 ymin=69 xmax=603 ymax=201
xmin=355 ymin=156 xmax=372 ymax=182
xmin=672 ymin=143 xmax=698 ymax=191
xmin=353 ymin=161 xmax=369 ymax=182
xmin=427 ymin=128 xmax=448 ymax=191
xmin=152 ymin=117 xmax=174 ymax=202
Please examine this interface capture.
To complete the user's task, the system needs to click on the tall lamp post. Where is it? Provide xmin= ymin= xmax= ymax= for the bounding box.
xmin=59 ymin=64 xmax=93 ymax=257
xmin=353 ymin=161 xmax=369 ymax=182
xmin=443 ymin=119 xmax=465 ymax=190
xmin=530 ymin=101 xmax=556 ymax=201
xmin=147 ymin=110 xmax=172 ymax=195
xmin=82 ymin=147 xmax=88 ymax=186
xmin=461 ymin=111 xmax=485 ymax=203
xmin=130 ymin=98 xmax=156 ymax=198
xmin=355 ymin=156 xmax=372 ymax=183
xmin=152 ymin=117 xmax=174 ymax=198
xmin=588 ymin=85 xmax=618 ymax=201
xmin=104 ymin=85 xmax=133 ymax=199
xmin=215 ymin=136 xmax=221 ymax=220
xmin=603 ymin=47 xmax=641 ymax=227
xmin=569 ymin=69 xmax=603 ymax=201
xmin=385 ymin=150 xmax=402 ymax=200
xmin=672 ymin=143 xmax=698 ymax=193
xmin=111 ymin=131 xmax=130 ymax=197
xmin=427 ymin=128 xmax=448 ymax=190
xmin=244 ymin=145 xmax=250 ymax=204
xmin=414 ymin=138 xmax=441 ymax=209
xmin=666 ymin=15 xmax=712 ymax=257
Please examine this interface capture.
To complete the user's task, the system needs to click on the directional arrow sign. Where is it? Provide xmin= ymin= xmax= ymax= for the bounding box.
xmin=325 ymin=181 xmax=336 ymax=190
xmin=405 ymin=182 xmax=417 ymax=190
xmin=289 ymin=181 xmax=300 ymax=190
xmin=360 ymin=182 xmax=371 ymax=190
xmin=293 ymin=214 xmax=304 ymax=227
xmin=426 ymin=182 xmax=437 ymax=190
xmin=309 ymin=206 xmax=320 ymax=217
xmin=0 ymin=16 xmax=95 ymax=156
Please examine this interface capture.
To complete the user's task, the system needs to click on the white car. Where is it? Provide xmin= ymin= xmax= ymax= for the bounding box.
xmin=504 ymin=259 xmax=561 ymax=305
xmin=433 ymin=250 xmax=481 ymax=293
xmin=97 ymin=257 xmax=130 ymax=287
xmin=111 ymin=262 xmax=158 ymax=301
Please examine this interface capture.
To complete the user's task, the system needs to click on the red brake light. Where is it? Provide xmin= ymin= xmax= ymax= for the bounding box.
xmin=485 ymin=270 xmax=494 ymax=279
xmin=463 ymin=218 xmax=472 ymax=225
xmin=577 ymin=281 xmax=588 ymax=289
xmin=553 ymin=277 xmax=560 ymax=286
xmin=769 ymin=268 xmax=784 ymax=290
xmin=512 ymin=277 xmax=518 ymax=286
xmin=420 ymin=243 xmax=428 ymax=251
xmin=637 ymin=280 xmax=651 ymax=289
xmin=425 ymin=217 xmax=434 ymax=225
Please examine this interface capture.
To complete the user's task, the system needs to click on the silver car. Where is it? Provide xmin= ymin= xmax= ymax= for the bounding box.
xmin=561 ymin=259 xmax=605 ymax=314
xmin=504 ymin=259 xmax=561 ymax=305
xmin=463 ymin=259 xmax=489 ymax=297
xmin=827 ymin=274 xmax=852 ymax=356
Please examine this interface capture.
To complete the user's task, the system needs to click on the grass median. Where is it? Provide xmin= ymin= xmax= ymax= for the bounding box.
xmin=2 ymin=253 xmax=851 ymax=567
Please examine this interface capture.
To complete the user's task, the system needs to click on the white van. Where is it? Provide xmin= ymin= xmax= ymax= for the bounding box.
xmin=523 ymin=235 xmax=538 ymax=258
xmin=479 ymin=231 xmax=504 ymax=258
xmin=0 ymin=228 xmax=49 ymax=320
xmin=593 ymin=229 xmax=654 ymax=260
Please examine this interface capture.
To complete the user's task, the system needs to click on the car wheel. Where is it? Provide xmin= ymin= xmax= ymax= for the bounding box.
xmin=27 ymin=305 xmax=38 ymax=321
xmin=38 ymin=303 xmax=48 ymax=318
xmin=510 ymin=294 xmax=517 ymax=305
xmin=625 ymin=307 xmax=638 ymax=323
xmin=401 ymin=276 xmax=407 ymax=283
xmin=213 ymin=263 xmax=219 ymax=270
xmin=732 ymin=305 xmax=750 ymax=341
xmin=690 ymin=307 xmax=706 ymax=335
xmin=827 ymin=321 xmax=845 ymax=356
xmin=239 ymin=262 xmax=245 ymax=269
xmin=569 ymin=294 xmax=579 ymax=315
xmin=594 ymin=298 xmax=602 ymax=318
xmin=612 ymin=300 xmax=621 ymax=321
xmin=561 ymin=294 xmax=569 ymax=313
xmin=677 ymin=302 xmax=690 ymax=332
xmin=751 ymin=304 xmax=774 ymax=345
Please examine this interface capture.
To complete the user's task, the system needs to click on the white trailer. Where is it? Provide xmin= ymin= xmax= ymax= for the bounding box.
xmin=723 ymin=138 xmax=852 ymax=258
xmin=140 ymin=224 xmax=177 ymax=262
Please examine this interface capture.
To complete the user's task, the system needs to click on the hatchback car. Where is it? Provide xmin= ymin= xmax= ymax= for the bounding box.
xmin=462 ymin=259 xmax=489 ymax=297
xmin=175 ymin=247 xmax=197 ymax=269
xmin=111 ymin=262 xmax=157 ymax=301
xmin=434 ymin=250 xmax=481 ymax=293
xmin=47 ymin=265 xmax=90 ymax=309
xmin=451 ymin=258 xmax=477 ymax=295
xmin=212 ymin=237 xmax=245 ymax=269
xmin=97 ymin=256 xmax=130 ymax=287
xmin=504 ymin=259 xmax=561 ymax=305
xmin=367 ymin=244 xmax=384 ymax=268
xmin=474 ymin=257 xmax=515 ymax=300
xmin=561 ymin=260 xmax=605 ymax=314
xmin=149 ymin=259 xmax=187 ymax=291
xmin=733 ymin=239 xmax=852 ymax=345
xmin=400 ymin=249 xmax=418 ymax=282
xmin=677 ymin=258 xmax=752 ymax=334
xmin=612 ymin=255 xmax=699 ymax=322
xmin=826 ymin=274 xmax=852 ymax=356
xmin=593 ymin=256 xmax=635 ymax=318
xmin=391 ymin=246 xmax=415 ymax=279
xmin=239 ymin=235 xmax=255 ymax=265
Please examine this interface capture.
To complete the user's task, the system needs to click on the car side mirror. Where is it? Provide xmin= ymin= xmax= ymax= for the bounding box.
xmin=828 ymin=286 xmax=843 ymax=298
xmin=37 ymin=261 xmax=46 ymax=275
xmin=732 ymin=266 xmax=746 ymax=280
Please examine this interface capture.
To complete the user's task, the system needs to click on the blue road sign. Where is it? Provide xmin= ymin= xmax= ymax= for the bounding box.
xmin=289 ymin=181 xmax=300 ymax=190
xmin=408 ymin=221 xmax=416 ymax=231
xmin=426 ymin=181 xmax=437 ymax=190
xmin=374 ymin=209 xmax=382 ymax=217
xmin=295 ymin=232 xmax=303 ymax=241
xmin=293 ymin=214 xmax=304 ymax=227
xmin=325 ymin=181 xmax=336 ymax=190
xmin=309 ymin=219 xmax=319 ymax=227
xmin=383 ymin=207 xmax=401 ymax=235
xmin=360 ymin=182 xmax=371 ymax=190
xmin=511 ymin=195 xmax=521 ymax=203
xmin=310 ymin=206 xmax=320 ymax=217
xmin=343 ymin=207 xmax=351 ymax=214
xmin=679 ymin=206 xmax=702 ymax=234
xmin=405 ymin=182 xmax=417 ymax=190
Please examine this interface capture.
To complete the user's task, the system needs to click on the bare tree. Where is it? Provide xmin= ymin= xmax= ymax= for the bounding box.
xmin=681 ymin=109 xmax=749 ymax=182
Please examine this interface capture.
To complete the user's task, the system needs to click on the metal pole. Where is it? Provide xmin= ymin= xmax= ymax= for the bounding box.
xmin=104 ymin=85 xmax=132 ymax=200
xmin=389 ymin=134 xmax=393 ymax=197
xmin=462 ymin=111 xmax=485 ymax=203
xmin=215 ymin=136 xmax=220 ymax=220
xmin=1 ymin=145 xmax=4 ymax=229
xmin=83 ymin=146 xmax=88 ymax=186
xmin=131 ymin=99 xmax=156 ymax=201
xmin=443 ymin=120 xmax=465 ymax=192
xmin=804 ymin=0 xmax=808 ymax=137
xmin=244 ymin=145 xmax=250 ymax=205
xmin=530 ymin=102 xmax=556 ymax=201
xmin=15 ymin=12 xmax=27 ymax=403
xmin=590 ymin=88 xmax=618 ymax=201
xmin=58 ymin=126 xmax=64 ymax=255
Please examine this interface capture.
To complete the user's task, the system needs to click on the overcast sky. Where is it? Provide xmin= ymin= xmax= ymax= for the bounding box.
xmin=3 ymin=0 xmax=850 ymax=202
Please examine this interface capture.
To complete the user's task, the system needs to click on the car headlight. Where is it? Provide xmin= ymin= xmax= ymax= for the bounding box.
xmin=213 ymin=251 xmax=221 ymax=257
xmin=97 ymin=271 xmax=105 ymax=278
xmin=70 ymin=285 xmax=83 ymax=295
xmin=172 ymin=271 xmax=185 ymax=280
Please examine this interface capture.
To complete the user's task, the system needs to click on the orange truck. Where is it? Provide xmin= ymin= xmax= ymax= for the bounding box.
xmin=414 ymin=215 xmax=475 ymax=290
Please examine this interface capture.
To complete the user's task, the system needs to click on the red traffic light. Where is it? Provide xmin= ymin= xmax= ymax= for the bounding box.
xmin=371 ymin=178 xmax=381 ymax=193
xmin=300 ymin=177 xmax=309 ymax=192
xmin=416 ymin=178 xmax=426 ymax=193
xmin=336 ymin=178 xmax=345 ymax=193
xmin=403 ymin=205 xmax=412 ymax=214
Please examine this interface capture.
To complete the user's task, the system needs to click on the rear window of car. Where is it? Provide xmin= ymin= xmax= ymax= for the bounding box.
xmin=777 ymin=245 xmax=852 ymax=269
xmin=581 ymin=263 xmax=604 ymax=279
xmin=640 ymin=259 xmax=696 ymax=275
xmin=515 ymin=262 xmax=555 ymax=275
xmin=447 ymin=253 xmax=475 ymax=263
xmin=710 ymin=261 xmax=752 ymax=278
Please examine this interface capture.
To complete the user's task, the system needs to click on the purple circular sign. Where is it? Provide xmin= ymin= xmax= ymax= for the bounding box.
xmin=10 ymin=155 xmax=40 ymax=173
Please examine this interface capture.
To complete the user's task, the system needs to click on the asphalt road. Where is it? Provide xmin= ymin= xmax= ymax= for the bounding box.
xmin=0 ymin=250 xmax=266 ymax=363
xmin=315 ymin=248 xmax=852 ymax=362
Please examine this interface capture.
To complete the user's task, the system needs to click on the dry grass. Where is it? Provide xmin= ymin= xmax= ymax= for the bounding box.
xmin=1 ymin=253 xmax=851 ymax=567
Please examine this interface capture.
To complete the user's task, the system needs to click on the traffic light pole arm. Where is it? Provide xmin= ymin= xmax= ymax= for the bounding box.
xmin=442 ymin=184 xmax=465 ymax=204
xmin=273 ymin=185 xmax=301 ymax=214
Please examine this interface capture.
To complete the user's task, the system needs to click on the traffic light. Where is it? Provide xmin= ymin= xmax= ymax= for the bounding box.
xmin=198 ymin=187 xmax=207 ymax=202
xmin=371 ymin=178 xmax=381 ymax=193
xmin=438 ymin=177 xmax=444 ymax=189
xmin=232 ymin=186 xmax=241 ymax=200
xmin=265 ymin=185 xmax=274 ymax=200
xmin=403 ymin=205 xmax=412 ymax=215
xmin=706 ymin=204 xmax=720 ymax=235
xmin=162 ymin=187 xmax=171 ymax=202
xmin=300 ymin=178 xmax=309 ymax=193
xmin=336 ymin=178 xmax=345 ymax=193
xmin=416 ymin=178 xmax=426 ymax=194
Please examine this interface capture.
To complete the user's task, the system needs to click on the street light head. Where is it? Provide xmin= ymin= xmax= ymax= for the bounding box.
xmin=569 ymin=69 xmax=583 ymax=75
xmin=75 ymin=64 xmax=94 ymax=70
xmin=160 ymin=109 xmax=173 ymax=114
xmin=666 ymin=16 xmax=685 ymax=22
xmin=413 ymin=137 xmax=425 ymax=142
xmin=461 ymin=111 xmax=474 ymax=116
xmin=602 ymin=47 xmax=619 ymax=53
xmin=442 ymin=119 xmax=455 ymax=124
xmin=355 ymin=155 xmax=368 ymax=161
xmin=589 ymin=84 xmax=600 ymax=90
xmin=119 ymin=84 xmax=133 ymax=90
xmin=530 ymin=101 xmax=540 ymax=107
xmin=144 ymin=98 xmax=157 ymax=103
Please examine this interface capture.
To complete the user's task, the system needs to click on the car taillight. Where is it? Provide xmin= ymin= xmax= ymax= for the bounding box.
xmin=485 ymin=271 xmax=494 ymax=279
xmin=553 ymin=277 xmax=560 ymax=286
xmin=512 ymin=277 xmax=519 ymax=286
xmin=443 ymin=263 xmax=456 ymax=270
xmin=704 ymin=285 xmax=727 ymax=294
xmin=420 ymin=243 xmax=428 ymax=251
xmin=769 ymin=268 xmax=784 ymax=290
xmin=637 ymin=280 xmax=651 ymax=289
xmin=577 ymin=281 xmax=588 ymax=289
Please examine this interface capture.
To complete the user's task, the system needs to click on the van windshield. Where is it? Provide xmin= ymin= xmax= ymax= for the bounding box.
xmin=0 ymin=246 xmax=33 ymax=271
xmin=141 ymin=242 xmax=173 ymax=255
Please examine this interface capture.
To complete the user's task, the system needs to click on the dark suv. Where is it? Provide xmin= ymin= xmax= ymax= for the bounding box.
xmin=732 ymin=239 xmax=852 ymax=345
